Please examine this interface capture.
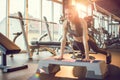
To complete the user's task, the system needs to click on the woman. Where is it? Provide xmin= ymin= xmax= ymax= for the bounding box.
xmin=57 ymin=5 xmax=111 ymax=64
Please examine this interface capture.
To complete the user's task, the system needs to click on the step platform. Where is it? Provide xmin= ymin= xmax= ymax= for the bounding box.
xmin=37 ymin=57 xmax=108 ymax=79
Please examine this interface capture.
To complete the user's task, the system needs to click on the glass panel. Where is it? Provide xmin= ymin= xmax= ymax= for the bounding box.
xmin=42 ymin=0 xmax=52 ymax=21
xmin=28 ymin=0 xmax=41 ymax=43
xmin=9 ymin=0 xmax=25 ymax=50
xmin=53 ymin=2 xmax=62 ymax=23
xmin=42 ymin=0 xmax=53 ymax=41
xmin=53 ymin=2 xmax=63 ymax=41
xmin=0 ymin=0 xmax=7 ymax=34
xmin=41 ymin=0 xmax=63 ymax=41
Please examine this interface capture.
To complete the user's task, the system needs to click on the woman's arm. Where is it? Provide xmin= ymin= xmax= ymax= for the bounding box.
xmin=58 ymin=20 xmax=68 ymax=59
xmin=81 ymin=18 xmax=90 ymax=60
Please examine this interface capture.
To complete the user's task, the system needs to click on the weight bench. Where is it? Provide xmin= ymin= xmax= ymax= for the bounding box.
xmin=0 ymin=32 xmax=28 ymax=72
xmin=37 ymin=57 xmax=108 ymax=79
xmin=30 ymin=41 xmax=70 ymax=58
xmin=31 ymin=41 xmax=61 ymax=46
xmin=29 ymin=16 xmax=71 ymax=58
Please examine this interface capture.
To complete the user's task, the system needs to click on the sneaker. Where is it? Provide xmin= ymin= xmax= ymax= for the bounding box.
xmin=106 ymin=52 xmax=112 ymax=64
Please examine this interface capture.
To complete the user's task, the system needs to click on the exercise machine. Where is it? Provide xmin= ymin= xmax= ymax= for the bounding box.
xmin=9 ymin=12 xmax=31 ymax=58
xmin=29 ymin=16 xmax=57 ymax=57
xmin=10 ymin=32 xmax=22 ymax=57
xmin=0 ymin=32 xmax=28 ymax=72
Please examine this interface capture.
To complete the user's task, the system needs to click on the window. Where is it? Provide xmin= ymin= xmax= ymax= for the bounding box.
xmin=9 ymin=0 xmax=25 ymax=50
xmin=0 ymin=0 xmax=7 ymax=34
xmin=28 ymin=0 xmax=41 ymax=42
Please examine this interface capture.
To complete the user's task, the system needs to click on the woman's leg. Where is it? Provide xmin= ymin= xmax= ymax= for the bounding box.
xmin=73 ymin=41 xmax=85 ymax=54
xmin=88 ymin=39 xmax=107 ymax=55
xmin=72 ymin=41 xmax=86 ymax=58
xmin=88 ymin=39 xmax=111 ymax=64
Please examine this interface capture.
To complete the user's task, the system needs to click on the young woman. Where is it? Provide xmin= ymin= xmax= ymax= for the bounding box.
xmin=57 ymin=5 xmax=111 ymax=64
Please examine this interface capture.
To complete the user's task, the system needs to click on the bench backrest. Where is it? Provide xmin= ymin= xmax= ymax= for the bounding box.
xmin=0 ymin=32 xmax=21 ymax=54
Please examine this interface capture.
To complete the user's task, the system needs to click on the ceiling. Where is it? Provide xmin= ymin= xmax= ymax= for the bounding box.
xmin=96 ymin=0 xmax=120 ymax=21
xmin=51 ymin=0 xmax=120 ymax=21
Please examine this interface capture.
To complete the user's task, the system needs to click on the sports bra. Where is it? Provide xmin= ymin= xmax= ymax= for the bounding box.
xmin=67 ymin=21 xmax=83 ymax=37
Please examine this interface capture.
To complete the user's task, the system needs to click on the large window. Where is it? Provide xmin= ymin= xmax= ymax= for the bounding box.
xmin=41 ymin=0 xmax=62 ymax=41
xmin=0 ymin=0 xmax=63 ymax=51
xmin=41 ymin=0 xmax=53 ymax=41
xmin=9 ymin=0 xmax=25 ymax=50
xmin=0 ymin=0 xmax=7 ymax=34
xmin=27 ymin=0 xmax=63 ymax=42
xmin=53 ymin=2 xmax=63 ymax=41
xmin=28 ymin=0 xmax=41 ymax=43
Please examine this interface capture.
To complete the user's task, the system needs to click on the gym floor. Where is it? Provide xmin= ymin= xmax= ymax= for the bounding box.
xmin=0 ymin=49 xmax=120 ymax=80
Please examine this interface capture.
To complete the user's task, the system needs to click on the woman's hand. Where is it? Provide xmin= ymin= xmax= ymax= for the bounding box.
xmin=82 ymin=58 xmax=90 ymax=62
xmin=82 ymin=57 xmax=94 ymax=63
xmin=55 ymin=56 xmax=64 ymax=60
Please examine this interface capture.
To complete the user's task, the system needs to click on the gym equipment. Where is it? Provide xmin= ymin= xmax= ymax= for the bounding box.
xmin=0 ymin=32 xmax=28 ymax=72
xmin=18 ymin=12 xmax=31 ymax=57
xmin=105 ymin=37 xmax=120 ymax=49
xmin=43 ymin=16 xmax=52 ymax=41
xmin=39 ymin=32 xmax=48 ymax=41
xmin=9 ymin=12 xmax=59 ymax=58
xmin=13 ymin=32 xmax=22 ymax=42
xmin=105 ymin=37 xmax=120 ymax=46
xmin=30 ymin=33 xmax=48 ymax=55
xmin=30 ymin=41 xmax=70 ymax=57
xmin=9 ymin=12 xmax=31 ymax=58
xmin=29 ymin=16 xmax=61 ymax=58
xmin=37 ymin=57 xmax=108 ymax=79
xmin=30 ymin=41 xmax=61 ymax=56
xmin=10 ymin=32 xmax=22 ymax=57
